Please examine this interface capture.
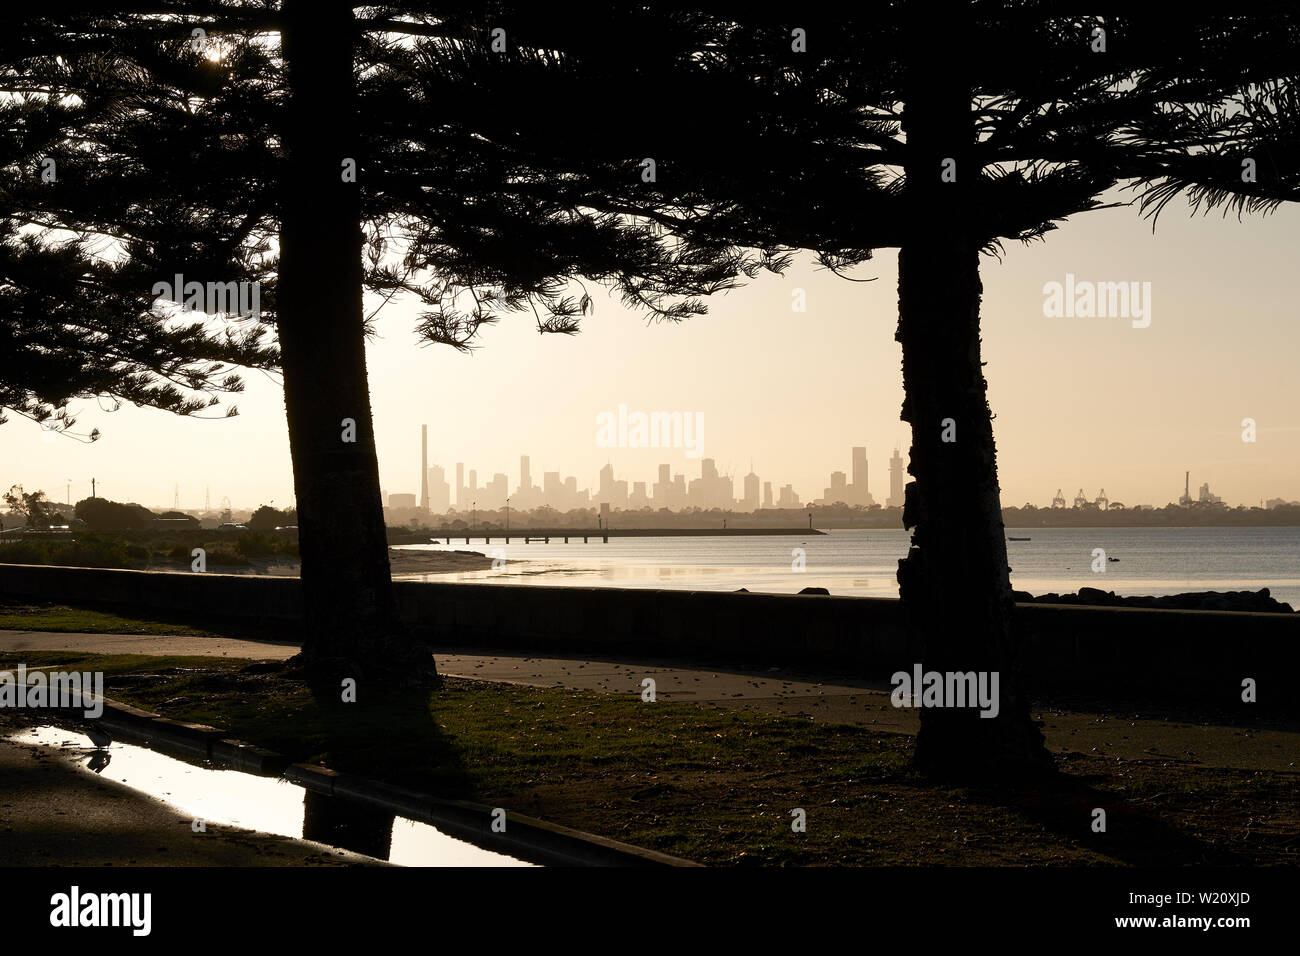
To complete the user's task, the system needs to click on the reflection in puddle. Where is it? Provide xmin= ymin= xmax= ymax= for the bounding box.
xmin=11 ymin=726 xmax=533 ymax=867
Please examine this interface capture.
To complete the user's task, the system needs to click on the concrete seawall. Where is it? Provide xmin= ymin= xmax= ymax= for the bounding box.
xmin=2 ymin=563 xmax=1294 ymax=709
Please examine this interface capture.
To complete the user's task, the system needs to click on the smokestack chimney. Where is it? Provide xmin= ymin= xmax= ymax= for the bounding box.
xmin=420 ymin=425 xmax=429 ymax=510
xmin=1185 ymin=470 xmax=1189 ymax=498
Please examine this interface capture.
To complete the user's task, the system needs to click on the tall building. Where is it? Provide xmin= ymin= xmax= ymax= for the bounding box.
xmin=742 ymin=470 xmax=760 ymax=512
xmin=420 ymin=424 xmax=429 ymax=510
xmin=455 ymin=462 xmax=465 ymax=509
xmin=689 ymin=458 xmax=733 ymax=509
xmin=629 ymin=481 xmax=649 ymax=509
xmin=653 ymin=464 xmax=672 ymax=508
xmin=886 ymin=447 xmax=906 ymax=508
xmin=518 ymin=455 xmax=535 ymax=507
xmin=544 ymin=471 xmax=562 ymax=509
xmin=817 ymin=446 xmax=874 ymax=506
xmin=822 ymin=470 xmax=848 ymax=505
xmin=597 ymin=463 xmax=615 ymax=503
xmin=763 ymin=481 xmax=773 ymax=509
xmin=426 ymin=465 xmax=450 ymax=514
xmin=484 ymin=473 xmax=508 ymax=508
xmin=851 ymin=446 xmax=868 ymax=503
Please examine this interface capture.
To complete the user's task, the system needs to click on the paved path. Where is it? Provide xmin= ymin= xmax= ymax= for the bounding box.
xmin=2 ymin=629 xmax=1297 ymax=772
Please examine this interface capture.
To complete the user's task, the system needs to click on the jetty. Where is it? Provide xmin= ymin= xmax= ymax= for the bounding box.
xmin=395 ymin=527 xmax=826 ymax=545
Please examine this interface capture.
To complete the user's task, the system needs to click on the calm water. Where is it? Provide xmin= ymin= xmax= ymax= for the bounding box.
xmin=395 ymin=526 xmax=1300 ymax=609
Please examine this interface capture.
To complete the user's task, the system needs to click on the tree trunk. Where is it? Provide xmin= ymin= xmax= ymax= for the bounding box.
xmin=278 ymin=0 xmax=434 ymax=684
xmin=896 ymin=6 xmax=1052 ymax=780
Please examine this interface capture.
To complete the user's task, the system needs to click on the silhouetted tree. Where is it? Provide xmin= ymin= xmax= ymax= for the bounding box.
xmin=0 ymin=22 xmax=278 ymax=437
xmin=74 ymin=497 xmax=157 ymax=530
xmin=3 ymin=485 xmax=57 ymax=526
xmin=246 ymin=504 xmax=294 ymax=530
xmin=448 ymin=6 xmax=1299 ymax=778
xmin=4 ymin=3 xmax=780 ymax=684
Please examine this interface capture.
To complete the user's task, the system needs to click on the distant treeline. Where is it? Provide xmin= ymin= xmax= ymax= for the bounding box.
xmin=1 ymin=494 xmax=296 ymax=532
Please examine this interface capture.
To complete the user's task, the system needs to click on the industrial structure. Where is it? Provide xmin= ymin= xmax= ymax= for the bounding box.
xmin=420 ymin=424 xmax=429 ymax=511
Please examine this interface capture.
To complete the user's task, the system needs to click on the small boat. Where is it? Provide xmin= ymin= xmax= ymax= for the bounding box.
xmin=1008 ymin=536 xmax=1031 ymax=541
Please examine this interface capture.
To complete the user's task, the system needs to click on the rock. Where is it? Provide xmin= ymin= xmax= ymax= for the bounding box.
xmin=1016 ymin=587 xmax=1293 ymax=613
xmin=798 ymin=586 xmax=830 ymax=595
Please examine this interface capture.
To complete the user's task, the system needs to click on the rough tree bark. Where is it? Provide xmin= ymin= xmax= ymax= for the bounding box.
xmin=895 ymin=6 xmax=1053 ymax=780
xmin=278 ymin=0 xmax=434 ymax=684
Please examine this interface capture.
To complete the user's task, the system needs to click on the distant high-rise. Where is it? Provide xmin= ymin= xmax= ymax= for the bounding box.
xmin=427 ymin=465 xmax=450 ymax=514
xmin=420 ymin=424 xmax=429 ymax=510
xmin=763 ymin=481 xmax=773 ymax=509
xmin=629 ymin=481 xmax=649 ymax=509
xmin=653 ymin=464 xmax=672 ymax=508
xmin=598 ymin=463 xmax=615 ymax=503
xmin=851 ymin=446 xmax=868 ymax=503
xmin=519 ymin=455 xmax=533 ymax=506
xmin=822 ymin=470 xmax=849 ymax=505
xmin=484 ymin=473 xmax=507 ymax=508
xmin=887 ymin=447 xmax=906 ymax=509
xmin=742 ymin=470 xmax=760 ymax=512
xmin=455 ymin=462 xmax=465 ymax=509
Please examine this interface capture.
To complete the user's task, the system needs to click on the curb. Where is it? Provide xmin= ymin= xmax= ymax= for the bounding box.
xmin=24 ymin=690 xmax=698 ymax=867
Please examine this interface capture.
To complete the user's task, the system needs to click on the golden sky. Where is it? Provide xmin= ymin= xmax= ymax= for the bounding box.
xmin=5 ymin=189 xmax=1298 ymax=512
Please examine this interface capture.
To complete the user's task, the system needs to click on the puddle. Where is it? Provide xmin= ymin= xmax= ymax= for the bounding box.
xmin=11 ymin=726 xmax=534 ymax=867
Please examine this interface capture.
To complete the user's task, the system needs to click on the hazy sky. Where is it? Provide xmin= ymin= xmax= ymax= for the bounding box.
xmin=4 ymin=187 xmax=1298 ymax=512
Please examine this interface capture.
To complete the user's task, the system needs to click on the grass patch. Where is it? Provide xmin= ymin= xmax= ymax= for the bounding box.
xmin=1 ymin=649 xmax=1294 ymax=867
xmin=0 ymin=597 xmax=295 ymax=641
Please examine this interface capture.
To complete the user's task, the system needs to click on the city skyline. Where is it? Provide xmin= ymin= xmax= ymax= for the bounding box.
xmin=16 ymin=430 xmax=1298 ymax=517
xmin=68 ymin=435 xmax=1294 ymax=517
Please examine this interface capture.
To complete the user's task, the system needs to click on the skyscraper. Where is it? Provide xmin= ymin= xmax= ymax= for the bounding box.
xmin=597 ymin=463 xmax=616 ymax=504
xmin=743 ymin=470 xmax=760 ymax=512
xmin=519 ymin=454 xmax=533 ymax=506
xmin=427 ymin=465 xmax=450 ymax=514
xmin=851 ymin=446 xmax=868 ymax=501
xmin=455 ymin=462 xmax=465 ymax=509
xmin=887 ymin=447 xmax=906 ymax=508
